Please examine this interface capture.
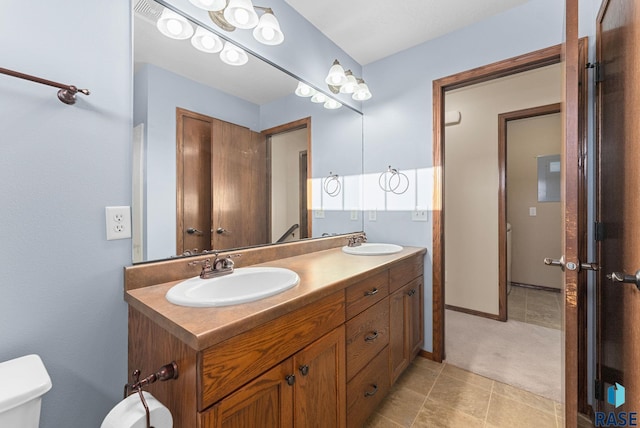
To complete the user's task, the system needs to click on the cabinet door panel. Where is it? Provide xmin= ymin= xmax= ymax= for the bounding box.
xmin=345 ymin=298 xmax=390 ymax=381
xmin=408 ymin=278 xmax=424 ymax=359
xmin=203 ymin=359 xmax=294 ymax=428
xmin=294 ymin=326 xmax=346 ymax=428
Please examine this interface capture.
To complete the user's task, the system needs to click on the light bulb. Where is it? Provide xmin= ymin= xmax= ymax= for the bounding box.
xmin=157 ymin=8 xmax=194 ymax=40
xmin=311 ymin=93 xmax=327 ymax=103
xmin=295 ymin=82 xmax=316 ymax=97
xmin=167 ymin=19 xmax=183 ymax=36
xmin=234 ymin=9 xmax=249 ymax=25
xmin=227 ymin=50 xmax=239 ymax=62
xmin=260 ymin=27 xmax=275 ymax=41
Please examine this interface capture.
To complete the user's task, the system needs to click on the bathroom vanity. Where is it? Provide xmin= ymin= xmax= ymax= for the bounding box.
xmin=125 ymin=237 xmax=425 ymax=427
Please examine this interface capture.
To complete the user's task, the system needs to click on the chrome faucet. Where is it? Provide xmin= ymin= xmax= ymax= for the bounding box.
xmin=189 ymin=252 xmax=241 ymax=279
xmin=347 ymin=233 xmax=367 ymax=247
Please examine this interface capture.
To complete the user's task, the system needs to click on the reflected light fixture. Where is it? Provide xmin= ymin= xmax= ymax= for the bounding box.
xmin=202 ymin=0 xmax=284 ymax=45
xmin=191 ymin=26 xmax=224 ymax=53
xmin=324 ymin=99 xmax=342 ymax=110
xmin=310 ymin=92 xmax=327 ymax=103
xmin=294 ymin=82 xmax=316 ymax=97
xmin=189 ymin=0 xmax=226 ymax=11
xmin=157 ymin=8 xmax=194 ymax=39
xmin=219 ymin=41 xmax=249 ymax=66
xmin=325 ymin=59 xmax=373 ymax=101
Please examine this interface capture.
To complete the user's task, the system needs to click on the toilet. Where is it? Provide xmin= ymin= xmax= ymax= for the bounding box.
xmin=0 ymin=354 xmax=172 ymax=428
xmin=0 ymin=354 xmax=52 ymax=428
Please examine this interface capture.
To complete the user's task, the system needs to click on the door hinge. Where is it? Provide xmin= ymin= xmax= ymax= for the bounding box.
xmin=587 ymin=62 xmax=603 ymax=83
xmin=594 ymin=221 xmax=605 ymax=242
xmin=595 ymin=378 xmax=604 ymax=401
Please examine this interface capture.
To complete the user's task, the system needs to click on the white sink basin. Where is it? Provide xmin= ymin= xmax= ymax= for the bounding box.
xmin=166 ymin=267 xmax=300 ymax=307
xmin=342 ymin=243 xmax=403 ymax=256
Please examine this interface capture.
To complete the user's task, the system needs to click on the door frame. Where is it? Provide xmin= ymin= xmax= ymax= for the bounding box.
xmin=431 ymin=39 xmax=589 ymax=412
xmin=262 ymin=117 xmax=312 ymax=240
xmin=498 ymin=102 xmax=563 ymax=321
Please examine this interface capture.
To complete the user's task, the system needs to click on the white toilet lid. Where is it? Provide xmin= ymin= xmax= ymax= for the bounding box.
xmin=101 ymin=391 xmax=172 ymax=428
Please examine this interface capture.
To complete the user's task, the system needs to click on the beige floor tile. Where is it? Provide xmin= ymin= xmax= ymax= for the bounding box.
xmin=486 ymin=393 xmax=557 ymax=428
xmin=395 ymin=361 xmax=439 ymax=396
xmin=508 ymin=294 xmax=526 ymax=310
xmin=526 ymin=305 xmax=561 ymax=330
xmin=441 ymin=364 xmax=494 ymax=391
xmin=427 ymin=374 xmax=492 ymax=419
xmin=364 ymin=412 xmax=404 ymax=428
xmin=411 ymin=355 xmax=444 ymax=374
xmin=376 ymin=385 xmax=426 ymax=427
xmin=412 ymin=398 xmax=485 ymax=428
xmin=510 ymin=286 xmax=527 ymax=296
xmin=491 ymin=381 xmax=557 ymax=414
xmin=508 ymin=305 xmax=526 ymax=322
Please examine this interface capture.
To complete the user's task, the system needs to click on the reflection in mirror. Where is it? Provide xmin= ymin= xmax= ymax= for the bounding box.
xmin=132 ymin=0 xmax=364 ymax=263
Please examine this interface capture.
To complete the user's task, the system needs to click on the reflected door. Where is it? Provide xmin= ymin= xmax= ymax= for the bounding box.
xmin=176 ymin=108 xmax=213 ymax=255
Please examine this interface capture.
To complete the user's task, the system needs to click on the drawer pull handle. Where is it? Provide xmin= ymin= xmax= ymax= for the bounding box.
xmin=365 ymin=330 xmax=379 ymax=342
xmin=285 ymin=374 xmax=296 ymax=386
xmin=407 ymin=289 xmax=416 ymax=297
xmin=364 ymin=384 xmax=378 ymax=397
xmin=364 ymin=288 xmax=379 ymax=296
xmin=299 ymin=365 xmax=309 ymax=376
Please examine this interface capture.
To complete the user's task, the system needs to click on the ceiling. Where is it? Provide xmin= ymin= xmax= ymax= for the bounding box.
xmin=284 ymin=0 xmax=530 ymax=65
xmin=134 ymin=0 xmax=530 ymax=105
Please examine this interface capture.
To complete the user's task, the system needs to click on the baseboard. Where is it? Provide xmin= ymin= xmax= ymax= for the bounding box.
xmin=445 ymin=304 xmax=501 ymax=321
xmin=418 ymin=349 xmax=437 ymax=361
xmin=511 ymin=282 xmax=561 ymax=293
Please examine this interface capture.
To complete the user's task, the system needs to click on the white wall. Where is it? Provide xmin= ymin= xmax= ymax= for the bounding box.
xmin=444 ymin=65 xmax=561 ymax=314
xmin=508 ymin=113 xmax=563 ymax=289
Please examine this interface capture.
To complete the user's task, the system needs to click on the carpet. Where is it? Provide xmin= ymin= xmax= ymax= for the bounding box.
xmin=444 ymin=309 xmax=562 ymax=402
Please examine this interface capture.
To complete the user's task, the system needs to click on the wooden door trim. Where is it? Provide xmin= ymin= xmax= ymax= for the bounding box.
xmin=498 ymin=103 xmax=562 ymax=322
xmin=432 ymin=35 xmax=588 ymax=420
xmin=432 ymin=43 xmax=563 ymax=363
xmin=262 ymin=117 xmax=312 ymax=238
xmin=175 ymin=107 xmax=214 ymax=256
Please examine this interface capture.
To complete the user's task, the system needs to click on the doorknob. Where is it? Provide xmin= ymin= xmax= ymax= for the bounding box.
xmin=544 ymin=256 xmax=565 ymax=271
xmin=544 ymin=256 xmax=599 ymax=272
xmin=606 ymin=270 xmax=640 ymax=290
xmin=186 ymin=227 xmax=203 ymax=235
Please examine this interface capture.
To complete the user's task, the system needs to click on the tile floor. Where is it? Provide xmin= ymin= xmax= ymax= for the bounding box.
xmin=507 ymin=285 xmax=562 ymax=330
xmin=366 ymin=358 xmax=594 ymax=428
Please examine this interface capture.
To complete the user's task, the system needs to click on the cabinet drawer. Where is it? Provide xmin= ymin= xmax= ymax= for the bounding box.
xmin=345 ymin=297 xmax=389 ymax=381
xmin=346 ymin=347 xmax=390 ymax=428
xmin=345 ymin=270 xmax=389 ymax=319
xmin=200 ymin=291 xmax=345 ymax=410
xmin=389 ymin=255 xmax=424 ymax=293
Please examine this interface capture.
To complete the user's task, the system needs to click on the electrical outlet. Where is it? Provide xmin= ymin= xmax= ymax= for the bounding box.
xmin=314 ymin=210 xmax=325 ymax=219
xmin=412 ymin=210 xmax=429 ymax=222
xmin=350 ymin=210 xmax=359 ymax=220
xmin=106 ymin=206 xmax=132 ymax=240
xmin=368 ymin=210 xmax=377 ymax=221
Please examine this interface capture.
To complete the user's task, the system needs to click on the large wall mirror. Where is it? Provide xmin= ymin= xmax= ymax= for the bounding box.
xmin=133 ymin=0 xmax=364 ymax=263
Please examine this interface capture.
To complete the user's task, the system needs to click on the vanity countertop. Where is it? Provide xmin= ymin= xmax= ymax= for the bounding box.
xmin=125 ymin=246 xmax=426 ymax=351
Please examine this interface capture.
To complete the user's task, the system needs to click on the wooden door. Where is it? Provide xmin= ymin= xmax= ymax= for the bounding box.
xmin=293 ymin=326 xmax=346 ymax=428
xmin=207 ymin=359 xmax=294 ymax=428
xmin=176 ymin=109 xmax=213 ymax=256
xmin=211 ymin=119 xmax=269 ymax=249
xmin=596 ymin=0 xmax=640 ymax=415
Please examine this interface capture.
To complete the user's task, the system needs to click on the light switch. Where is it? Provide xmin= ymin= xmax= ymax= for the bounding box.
xmin=529 ymin=207 xmax=537 ymax=216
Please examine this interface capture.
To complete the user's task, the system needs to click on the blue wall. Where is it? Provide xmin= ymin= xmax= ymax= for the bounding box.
xmin=0 ymin=1 xmax=131 ymax=426
xmin=0 ymin=0 xmax=600 ymax=425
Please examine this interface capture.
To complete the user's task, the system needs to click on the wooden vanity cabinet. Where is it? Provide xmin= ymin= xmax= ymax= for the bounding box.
xmin=389 ymin=259 xmax=425 ymax=385
xmin=202 ymin=326 xmax=346 ymax=428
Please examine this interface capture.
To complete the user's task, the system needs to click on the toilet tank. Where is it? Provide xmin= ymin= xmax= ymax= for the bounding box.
xmin=0 ymin=354 xmax=52 ymax=428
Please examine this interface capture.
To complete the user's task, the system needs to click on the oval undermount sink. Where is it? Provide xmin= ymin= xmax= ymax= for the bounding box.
xmin=166 ymin=267 xmax=300 ymax=307
xmin=342 ymin=243 xmax=403 ymax=256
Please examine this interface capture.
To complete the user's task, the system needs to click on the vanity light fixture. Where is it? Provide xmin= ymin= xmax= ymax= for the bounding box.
xmin=191 ymin=26 xmax=224 ymax=53
xmin=324 ymin=99 xmax=342 ymax=110
xmin=199 ymin=0 xmax=284 ymax=45
xmin=219 ymin=41 xmax=249 ymax=66
xmin=157 ymin=8 xmax=194 ymax=39
xmin=310 ymin=92 xmax=327 ymax=103
xmin=189 ymin=0 xmax=226 ymax=11
xmin=325 ymin=59 xmax=373 ymax=101
xmin=294 ymin=82 xmax=316 ymax=97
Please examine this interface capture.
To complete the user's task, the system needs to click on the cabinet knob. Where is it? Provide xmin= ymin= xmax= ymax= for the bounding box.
xmin=364 ymin=288 xmax=379 ymax=296
xmin=407 ymin=289 xmax=416 ymax=297
xmin=364 ymin=384 xmax=378 ymax=397
xmin=299 ymin=365 xmax=309 ymax=376
xmin=285 ymin=374 xmax=295 ymax=386
xmin=365 ymin=330 xmax=379 ymax=342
